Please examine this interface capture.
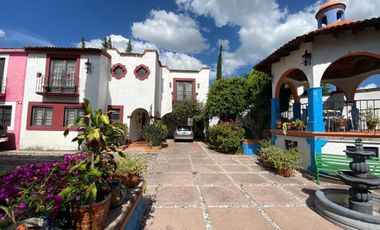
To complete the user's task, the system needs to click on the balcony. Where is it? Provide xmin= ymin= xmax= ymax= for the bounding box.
xmin=35 ymin=74 xmax=79 ymax=97
xmin=280 ymin=99 xmax=380 ymax=133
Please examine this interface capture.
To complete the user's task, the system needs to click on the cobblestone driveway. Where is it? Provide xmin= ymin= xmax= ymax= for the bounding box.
xmin=142 ymin=141 xmax=341 ymax=230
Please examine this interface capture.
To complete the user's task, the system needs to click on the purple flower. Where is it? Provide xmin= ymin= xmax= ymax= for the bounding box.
xmin=0 ymin=213 xmax=4 ymax=221
xmin=18 ymin=202 xmax=27 ymax=209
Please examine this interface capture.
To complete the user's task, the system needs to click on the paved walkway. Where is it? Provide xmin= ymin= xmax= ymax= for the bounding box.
xmin=142 ymin=141 xmax=342 ymax=230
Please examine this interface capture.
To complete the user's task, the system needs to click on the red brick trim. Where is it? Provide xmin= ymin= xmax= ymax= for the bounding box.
xmin=271 ymin=129 xmax=380 ymax=138
xmin=107 ymin=105 xmax=124 ymax=122
xmin=26 ymin=102 xmax=84 ymax=131
xmin=110 ymin=63 xmax=127 ymax=79
xmin=134 ymin=64 xmax=150 ymax=81
xmin=172 ymin=78 xmax=196 ymax=105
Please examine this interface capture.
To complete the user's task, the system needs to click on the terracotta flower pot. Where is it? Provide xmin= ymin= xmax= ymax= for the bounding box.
xmin=367 ymin=122 xmax=377 ymax=131
xmin=277 ymin=168 xmax=293 ymax=177
xmin=262 ymin=159 xmax=273 ymax=169
xmin=114 ymin=172 xmax=140 ymax=188
xmin=276 ymin=120 xmax=282 ymax=129
xmin=70 ymin=194 xmax=111 ymax=230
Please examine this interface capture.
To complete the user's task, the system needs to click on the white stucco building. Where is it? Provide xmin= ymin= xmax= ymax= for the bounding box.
xmin=18 ymin=47 xmax=209 ymax=150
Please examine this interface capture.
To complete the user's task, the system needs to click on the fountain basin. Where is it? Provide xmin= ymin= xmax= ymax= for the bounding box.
xmin=315 ymin=189 xmax=380 ymax=229
xmin=338 ymin=171 xmax=380 ymax=190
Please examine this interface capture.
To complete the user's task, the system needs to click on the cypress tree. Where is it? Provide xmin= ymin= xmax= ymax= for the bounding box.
xmin=108 ymin=36 xmax=113 ymax=48
xmin=126 ymin=38 xmax=133 ymax=53
xmin=216 ymin=45 xmax=223 ymax=80
xmin=81 ymin=33 xmax=86 ymax=48
xmin=102 ymin=36 xmax=108 ymax=48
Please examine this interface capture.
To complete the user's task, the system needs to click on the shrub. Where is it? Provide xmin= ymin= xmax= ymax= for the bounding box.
xmin=108 ymin=122 xmax=128 ymax=146
xmin=267 ymin=147 xmax=302 ymax=172
xmin=207 ymin=123 xmax=245 ymax=153
xmin=142 ymin=123 xmax=168 ymax=147
xmin=260 ymin=144 xmax=282 ymax=161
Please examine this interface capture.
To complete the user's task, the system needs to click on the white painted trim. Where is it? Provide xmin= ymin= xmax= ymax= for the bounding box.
xmin=0 ymin=102 xmax=16 ymax=131
xmin=0 ymin=54 xmax=9 ymax=91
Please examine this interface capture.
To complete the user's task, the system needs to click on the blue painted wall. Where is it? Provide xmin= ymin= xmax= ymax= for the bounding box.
xmin=307 ymin=87 xmax=324 ymax=132
xmin=271 ymin=98 xmax=280 ymax=130
xmin=242 ymin=143 xmax=260 ymax=156
xmin=126 ymin=196 xmax=143 ymax=230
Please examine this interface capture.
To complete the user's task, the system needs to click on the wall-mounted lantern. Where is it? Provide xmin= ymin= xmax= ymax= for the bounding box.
xmin=197 ymin=83 xmax=200 ymax=89
xmin=85 ymin=58 xmax=92 ymax=73
xmin=302 ymin=50 xmax=312 ymax=66
xmin=169 ymin=82 xmax=172 ymax=88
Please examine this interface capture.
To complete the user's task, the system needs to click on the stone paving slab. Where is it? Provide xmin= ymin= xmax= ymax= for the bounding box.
xmin=209 ymin=208 xmax=273 ymax=230
xmin=141 ymin=141 xmax=350 ymax=229
xmin=264 ymin=207 xmax=341 ymax=230
xmin=145 ymin=208 xmax=206 ymax=230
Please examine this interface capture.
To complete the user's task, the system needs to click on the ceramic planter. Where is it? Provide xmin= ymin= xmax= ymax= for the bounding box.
xmin=276 ymin=120 xmax=282 ymax=129
xmin=8 ymin=217 xmax=49 ymax=230
xmin=367 ymin=122 xmax=377 ymax=131
xmin=109 ymin=181 xmax=127 ymax=208
xmin=277 ymin=168 xmax=293 ymax=177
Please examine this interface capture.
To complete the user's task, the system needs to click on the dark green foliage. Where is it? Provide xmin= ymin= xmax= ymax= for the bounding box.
xmin=142 ymin=123 xmax=168 ymax=147
xmin=126 ymin=38 xmax=133 ymax=53
xmin=107 ymin=121 xmax=128 ymax=146
xmin=81 ymin=33 xmax=86 ymax=48
xmin=243 ymin=70 xmax=271 ymax=139
xmin=102 ymin=35 xmax=113 ymax=48
xmin=206 ymin=77 xmax=248 ymax=121
xmin=279 ymin=83 xmax=292 ymax=113
xmin=207 ymin=123 xmax=245 ymax=153
xmin=216 ymin=45 xmax=222 ymax=80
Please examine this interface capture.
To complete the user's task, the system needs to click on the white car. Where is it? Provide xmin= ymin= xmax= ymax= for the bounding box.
xmin=174 ymin=126 xmax=194 ymax=142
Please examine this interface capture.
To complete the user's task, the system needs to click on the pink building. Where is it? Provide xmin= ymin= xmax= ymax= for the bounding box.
xmin=0 ymin=49 xmax=27 ymax=150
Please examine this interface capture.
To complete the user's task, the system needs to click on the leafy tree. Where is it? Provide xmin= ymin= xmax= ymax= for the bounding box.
xmin=206 ymin=77 xmax=248 ymax=121
xmin=216 ymin=45 xmax=222 ymax=80
xmin=81 ymin=33 xmax=86 ymax=48
xmin=243 ymin=70 xmax=272 ymax=139
xmin=126 ymin=38 xmax=133 ymax=53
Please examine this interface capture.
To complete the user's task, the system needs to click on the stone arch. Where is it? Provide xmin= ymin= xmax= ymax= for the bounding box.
xmin=320 ymin=52 xmax=380 ymax=100
xmin=129 ymin=108 xmax=150 ymax=142
xmin=274 ymin=68 xmax=308 ymax=102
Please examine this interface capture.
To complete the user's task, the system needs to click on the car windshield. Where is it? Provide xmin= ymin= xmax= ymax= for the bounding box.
xmin=177 ymin=126 xmax=191 ymax=131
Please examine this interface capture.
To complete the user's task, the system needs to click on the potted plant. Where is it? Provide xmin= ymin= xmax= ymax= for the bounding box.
xmin=282 ymin=122 xmax=292 ymax=135
xmin=259 ymin=144 xmax=282 ymax=169
xmin=362 ymin=108 xmax=380 ymax=131
xmin=293 ymin=119 xmax=305 ymax=130
xmin=141 ymin=123 xmax=168 ymax=147
xmin=334 ymin=116 xmax=346 ymax=131
xmin=268 ymin=148 xmax=301 ymax=177
xmin=275 ymin=119 xmax=282 ymax=129
xmin=62 ymin=98 xmax=127 ymax=229
xmin=113 ymin=154 xmax=148 ymax=188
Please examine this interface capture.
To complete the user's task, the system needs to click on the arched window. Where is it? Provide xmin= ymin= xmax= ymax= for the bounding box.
xmin=337 ymin=10 xmax=344 ymax=22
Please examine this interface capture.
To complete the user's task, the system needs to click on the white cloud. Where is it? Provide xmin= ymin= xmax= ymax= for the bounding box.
xmin=80 ymin=34 xmax=206 ymax=71
xmin=160 ymin=52 xmax=204 ymax=70
xmin=0 ymin=29 xmax=5 ymax=38
xmin=131 ymin=10 xmax=208 ymax=53
xmin=0 ymin=29 xmax=52 ymax=46
xmin=359 ymin=83 xmax=379 ymax=90
xmin=176 ymin=0 xmax=380 ymax=75
xmin=81 ymin=34 xmax=157 ymax=53
xmin=216 ymin=39 xmax=230 ymax=50
xmin=343 ymin=0 xmax=380 ymax=20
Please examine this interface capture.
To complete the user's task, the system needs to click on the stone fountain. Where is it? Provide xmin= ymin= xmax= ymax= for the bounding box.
xmin=315 ymin=138 xmax=380 ymax=229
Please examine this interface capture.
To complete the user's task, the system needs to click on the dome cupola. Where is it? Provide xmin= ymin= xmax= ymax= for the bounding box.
xmin=316 ymin=0 xmax=346 ymax=29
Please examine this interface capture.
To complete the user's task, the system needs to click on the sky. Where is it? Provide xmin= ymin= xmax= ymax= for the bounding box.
xmin=0 ymin=0 xmax=380 ymax=88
